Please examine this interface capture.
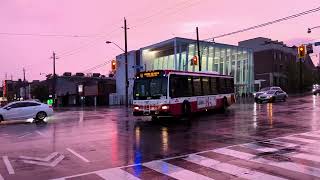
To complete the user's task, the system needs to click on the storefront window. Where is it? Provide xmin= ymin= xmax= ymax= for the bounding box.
xmin=141 ymin=38 xmax=254 ymax=93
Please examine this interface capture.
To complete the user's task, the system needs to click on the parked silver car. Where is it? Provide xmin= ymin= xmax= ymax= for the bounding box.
xmin=256 ymin=90 xmax=288 ymax=103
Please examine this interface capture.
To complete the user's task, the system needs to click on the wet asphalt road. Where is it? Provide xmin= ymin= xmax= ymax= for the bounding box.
xmin=0 ymin=95 xmax=319 ymax=180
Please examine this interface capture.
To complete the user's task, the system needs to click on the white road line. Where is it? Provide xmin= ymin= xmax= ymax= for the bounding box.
xmin=18 ymin=132 xmax=32 ymax=138
xmin=36 ymin=131 xmax=46 ymax=137
xmin=0 ymin=173 xmax=4 ymax=180
xmin=20 ymin=152 xmax=59 ymax=162
xmin=268 ymin=140 xmax=300 ymax=148
xmin=2 ymin=156 xmax=14 ymax=174
xmin=303 ymin=132 xmax=320 ymax=138
xmin=214 ymin=148 xmax=320 ymax=177
xmin=22 ymin=155 xmax=64 ymax=167
xmin=96 ymin=168 xmax=140 ymax=180
xmin=292 ymin=153 xmax=320 ymax=162
xmin=144 ymin=160 xmax=213 ymax=180
xmin=185 ymin=154 xmax=285 ymax=180
xmin=243 ymin=144 xmax=279 ymax=152
xmin=66 ymin=148 xmax=90 ymax=163
xmin=281 ymin=136 xmax=317 ymax=144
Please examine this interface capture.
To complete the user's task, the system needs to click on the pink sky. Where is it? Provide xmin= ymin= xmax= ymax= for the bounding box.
xmin=1 ymin=0 xmax=320 ymax=82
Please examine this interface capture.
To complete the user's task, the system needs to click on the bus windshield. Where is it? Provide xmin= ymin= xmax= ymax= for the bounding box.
xmin=133 ymin=77 xmax=168 ymax=100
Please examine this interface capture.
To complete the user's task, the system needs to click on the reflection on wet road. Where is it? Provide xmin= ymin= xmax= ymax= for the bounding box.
xmin=0 ymin=95 xmax=319 ymax=179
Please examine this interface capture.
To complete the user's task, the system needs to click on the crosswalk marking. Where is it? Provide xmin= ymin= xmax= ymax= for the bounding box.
xmin=53 ymin=130 xmax=320 ymax=180
xmin=144 ymin=160 xmax=213 ymax=180
xmin=243 ymin=144 xmax=279 ymax=152
xmin=268 ymin=140 xmax=300 ymax=148
xmin=281 ymin=136 xmax=318 ymax=144
xmin=292 ymin=153 xmax=320 ymax=163
xmin=214 ymin=148 xmax=320 ymax=178
xmin=184 ymin=154 xmax=285 ymax=180
xmin=96 ymin=169 xmax=140 ymax=180
xmin=303 ymin=132 xmax=320 ymax=138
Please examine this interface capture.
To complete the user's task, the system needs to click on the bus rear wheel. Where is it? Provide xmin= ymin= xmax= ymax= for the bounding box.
xmin=221 ymin=98 xmax=228 ymax=112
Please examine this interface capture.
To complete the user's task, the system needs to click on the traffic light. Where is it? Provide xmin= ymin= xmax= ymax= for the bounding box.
xmin=306 ymin=44 xmax=314 ymax=54
xmin=191 ymin=56 xmax=198 ymax=65
xmin=298 ymin=45 xmax=306 ymax=59
xmin=111 ymin=60 xmax=116 ymax=71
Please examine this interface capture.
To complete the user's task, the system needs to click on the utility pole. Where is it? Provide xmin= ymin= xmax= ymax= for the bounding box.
xmin=196 ymin=27 xmax=201 ymax=71
xmin=124 ymin=18 xmax=129 ymax=107
xmin=23 ymin=68 xmax=27 ymax=100
xmin=51 ymin=51 xmax=57 ymax=107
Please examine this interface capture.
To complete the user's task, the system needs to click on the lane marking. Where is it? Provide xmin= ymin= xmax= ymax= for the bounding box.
xmin=20 ymin=152 xmax=59 ymax=162
xmin=22 ymin=155 xmax=64 ymax=167
xmin=144 ymin=160 xmax=213 ymax=180
xmin=17 ymin=132 xmax=33 ymax=138
xmin=36 ymin=131 xmax=46 ymax=137
xmin=2 ymin=156 xmax=14 ymax=174
xmin=214 ymin=148 xmax=320 ymax=177
xmin=0 ymin=173 xmax=4 ymax=180
xmin=66 ymin=148 xmax=90 ymax=163
xmin=243 ymin=144 xmax=279 ymax=152
xmin=292 ymin=153 xmax=320 ymax=163
xmin=96 ymin=168 xmax=140 ymax=180
xmin=185 ymin=154 xmax=285 ymax=180
xmin=281 ymin=136 xmax=317 ymax=144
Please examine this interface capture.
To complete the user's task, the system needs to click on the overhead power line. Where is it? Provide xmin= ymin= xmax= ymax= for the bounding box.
xmin=204 ymin=6 xmax=320 ymax=41
xmin=0 ymin=32 xmax=105 ymax=38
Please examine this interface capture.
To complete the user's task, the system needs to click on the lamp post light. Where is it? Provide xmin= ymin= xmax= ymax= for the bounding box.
xmin=106 ymin=39 xmax=129 ymax=107
xmin=308 ymin=26 xmax=320 ymax=33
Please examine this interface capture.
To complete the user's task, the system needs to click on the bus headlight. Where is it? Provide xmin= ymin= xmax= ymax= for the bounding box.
xmin=161 ymin=105 xmax=169 ymax=110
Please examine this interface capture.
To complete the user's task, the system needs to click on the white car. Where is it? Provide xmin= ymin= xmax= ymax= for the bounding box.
xmin=254 ymin=86 xmax=283 ymax=100
xmin=0 ymin=100 xmax=53 ymax=123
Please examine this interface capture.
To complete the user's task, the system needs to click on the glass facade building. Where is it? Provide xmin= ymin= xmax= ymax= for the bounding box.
xmin=141 ymin=37 xmax=254 ymax=94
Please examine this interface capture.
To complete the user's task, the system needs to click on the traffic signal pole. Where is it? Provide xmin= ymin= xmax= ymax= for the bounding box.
xmin=124 ymin=18 xmax=129 ymax=108
xmin=299 ymin=58 xmax=303 ymax=94
xmin=196 ymin=27 xmax=201 ymax=72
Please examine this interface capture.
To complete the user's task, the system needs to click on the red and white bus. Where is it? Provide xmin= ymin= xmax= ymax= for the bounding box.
xmin=133 ymin=70 xmax=235 ymax=118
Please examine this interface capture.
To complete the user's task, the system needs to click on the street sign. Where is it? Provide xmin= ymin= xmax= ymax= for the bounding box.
xmin=132 ymin=65 xmax=144 ymax=69
xmin=315 ymin=42 xmax=320 ymax=46
xmin=306 ymin=44 xmax=314 ymax=54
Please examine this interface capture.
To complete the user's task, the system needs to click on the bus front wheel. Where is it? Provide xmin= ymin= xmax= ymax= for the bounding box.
xmin=181 ymin=101 xmax=191 ymax=120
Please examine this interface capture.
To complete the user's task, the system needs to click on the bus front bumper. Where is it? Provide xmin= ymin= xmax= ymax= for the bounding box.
xmin=133 ymin=110 xmax=171 ymax=117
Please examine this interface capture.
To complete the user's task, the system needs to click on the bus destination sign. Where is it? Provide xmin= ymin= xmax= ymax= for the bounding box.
xmin=138 ymin=71 xmax=162 ymax=78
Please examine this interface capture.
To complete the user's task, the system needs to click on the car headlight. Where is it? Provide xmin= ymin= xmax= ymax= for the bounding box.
xmin=253 ymin=93 xmax=256 ymax=96
xmin=133 ymin=106 xmax=139 ymax=110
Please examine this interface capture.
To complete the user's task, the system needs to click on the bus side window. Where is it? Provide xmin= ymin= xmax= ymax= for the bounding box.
xmin=193 ymin=76 xmax=202 ymax=96
xmin=202 ymin=77 xmax=210 ymax=95
xmin=210 ymin=77 xmax=218 ymax=95
xmin=170 ymin=75 xmax=192 ymax=98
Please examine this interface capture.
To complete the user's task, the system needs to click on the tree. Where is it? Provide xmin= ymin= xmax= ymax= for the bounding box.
xmin=31 ymin=84 xmax=49 ymax=103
